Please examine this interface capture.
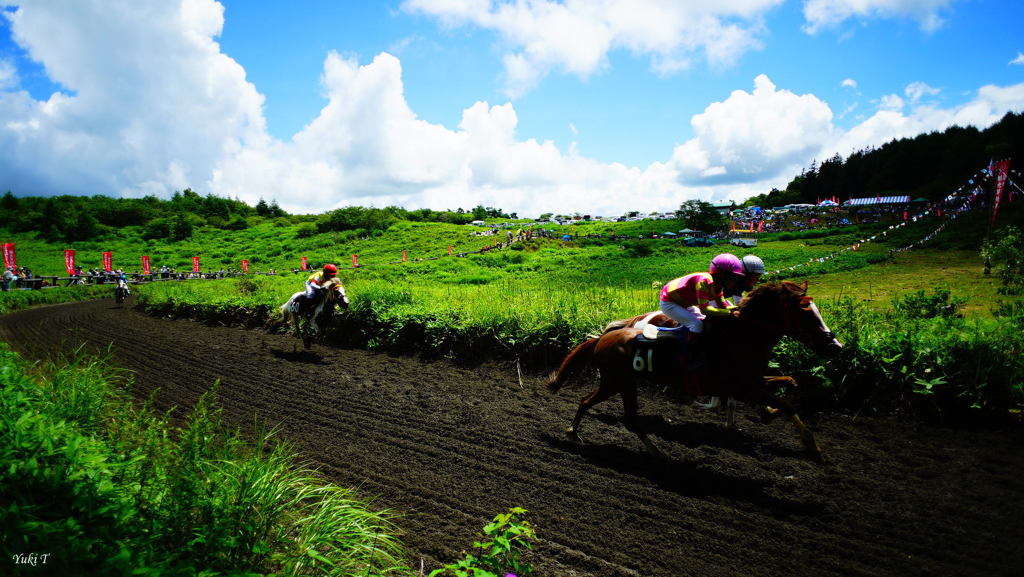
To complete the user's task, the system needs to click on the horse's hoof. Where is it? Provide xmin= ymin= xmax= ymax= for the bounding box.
xmin=565 ymin=429 xmax=582 ymax=443
xmin=759 ymin=405 xmax=781 ymax=424
xmin=640 ymin=437 xmax=669 ymax=461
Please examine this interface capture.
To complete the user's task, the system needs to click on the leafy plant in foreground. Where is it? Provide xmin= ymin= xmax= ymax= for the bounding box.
xmin=431 ymin=507 xmax=537 ymax=577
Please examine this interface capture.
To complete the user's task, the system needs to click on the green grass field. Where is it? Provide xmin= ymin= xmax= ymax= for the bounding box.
xmin=3 ymin=202 xmax=1023 ymax=419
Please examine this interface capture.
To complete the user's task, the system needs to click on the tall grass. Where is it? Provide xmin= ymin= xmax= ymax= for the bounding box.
xmin=0 ymin=344 xmax=409 ymax=576
xmin=0 ymin=284 xmax=114 ymax=315
xmin=772 ymin=293 xmax=1024 ymax=421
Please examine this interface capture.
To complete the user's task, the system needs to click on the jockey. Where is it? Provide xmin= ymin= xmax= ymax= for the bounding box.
xmin=302 ymin=264 xmax=338 ymax=312
xmin=725 ymin=254 xmax=765 ymax=306
xmin=658 ymin=253 xmax=744 ymax=338
xmin=116 ymin=270 xmax=130 ymax=294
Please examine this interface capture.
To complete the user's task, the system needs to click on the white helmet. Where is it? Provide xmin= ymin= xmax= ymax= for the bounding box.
xmin=741 ymin=255 xmax=765 ymax=275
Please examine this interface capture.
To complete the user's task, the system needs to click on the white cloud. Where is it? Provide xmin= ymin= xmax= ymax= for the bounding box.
xmin=2 ymin=1 xmax=1023 ymax=220
xmin=0 ymin=58 xmax=17 ymax=90
xmin=803 ymin=0 xmax=957 ymax=34
xmin=841 ymin=78 xmax=857 ymax=88
xmin=879 ymin=93 xmax=905 ymax=111
xmin=833 ymin=82 xmax=1024 ymax=156
xmin=905 ymin=81 xmax=940 ymax=102
xmin=196 ymin=50 xmax=694 ymax=217
xmin=0 ymin=0 xmax=266 ymax=198
xmin=669 ymin=74 xmax=834 ymax=184
xmin=402 ymin=0 xmax=779 ymax=98
xmin=1011 ymin=52 xmax=1024 ymax=66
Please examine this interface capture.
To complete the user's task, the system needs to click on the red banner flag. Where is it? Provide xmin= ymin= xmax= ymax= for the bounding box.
xmin=142 ymin=255 xmax=151 ymax=275
xmin=64 ymin=249 xmax=75 ymax=275
xmin=757 ymin=220 xmax=763 ymax=233
xmin=352 ymin=254 xmax=358 ymax=267
xmin=192 ymin=256 xmax=200 ymax=273
xmin=992 ymin=159 xmax=1011 ymax=226
xmin=448 ymin=245 xmax=453 ymax=256
xmin=402 ymin=250 xmax=407 ymax=262
xmin=301 ymin=256 xmax=308 ymax=271
xmin=241 ymin=259 xmax=249 ymax=272
xmin=1 ymin=243 xmax=13 ymax=269
xmin=102 ymin=251 xmax=112 ymax=272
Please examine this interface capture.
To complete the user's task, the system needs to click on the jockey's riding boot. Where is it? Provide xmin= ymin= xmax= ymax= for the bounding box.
xmin=685 ymin=334 xmax=706 ymax=371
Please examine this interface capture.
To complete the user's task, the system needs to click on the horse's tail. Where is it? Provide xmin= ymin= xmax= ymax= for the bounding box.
xmin=268 ymin=302 xmax=290 ymax=329
xmin=546 ymin=337 xmax=599 ymax=392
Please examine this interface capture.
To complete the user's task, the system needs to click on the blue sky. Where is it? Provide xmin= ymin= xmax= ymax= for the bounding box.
xmin=1 ymin=0 xmax=1023 ymax=218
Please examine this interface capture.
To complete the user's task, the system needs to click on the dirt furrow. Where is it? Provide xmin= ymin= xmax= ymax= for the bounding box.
xmin=2 ymin=299 xmax=1023 ymax=577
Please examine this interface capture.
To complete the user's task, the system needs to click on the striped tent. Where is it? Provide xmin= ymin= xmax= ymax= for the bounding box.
xmin=845 ymin=195 xmax=910 ymax=206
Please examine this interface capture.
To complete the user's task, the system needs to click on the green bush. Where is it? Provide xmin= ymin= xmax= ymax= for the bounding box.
xmin=775 ymin=297 xmax=1024 ymax=422
xmin=0 ymin=346 xmax=409 ymax=576
xmin=982 ymin=225 xmax=1024 ymax=294
xmin=892 ymin=288 xmax=966 ymax=319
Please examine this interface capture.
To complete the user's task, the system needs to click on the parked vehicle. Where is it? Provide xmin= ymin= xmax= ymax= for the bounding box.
xmin=683 ymin=231 xmax=716 ymax=247
xmin=728 ymin=231 xmax=758 ymax=248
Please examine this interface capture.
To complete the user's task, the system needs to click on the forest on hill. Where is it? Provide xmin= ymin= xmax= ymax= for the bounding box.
xmin=745 ymin=111 xmax=1024 ymax=208
xmin=0 ymin=188 xmax=513 ymax=244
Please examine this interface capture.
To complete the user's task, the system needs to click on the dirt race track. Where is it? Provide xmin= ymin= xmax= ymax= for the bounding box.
xmin=3 ymin=299 xmax=1023 ymax=577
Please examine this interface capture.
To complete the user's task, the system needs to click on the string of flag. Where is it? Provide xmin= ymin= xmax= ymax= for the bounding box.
xmin=765 ymin=161 xmax=1016 ymax=277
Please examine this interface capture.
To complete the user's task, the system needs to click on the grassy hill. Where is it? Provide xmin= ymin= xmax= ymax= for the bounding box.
xmin=4 ymin=198 xmax=1023 ymax=421
xmin=3 ymin=200 xmax=1020 ymax=310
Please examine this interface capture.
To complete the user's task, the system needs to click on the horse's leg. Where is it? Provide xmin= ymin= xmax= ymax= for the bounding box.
xmin=291 ymin=314 xmax=309 ymax=348
xmin=566 ymin=373 xmax=620 ymax=442
xmin=756 ymin=379 xmax=822 ymax=463
xmin=758 ymin=376 xmax=797 ymax=424
xmin=621 ymin=380 xmax=664 ymax=459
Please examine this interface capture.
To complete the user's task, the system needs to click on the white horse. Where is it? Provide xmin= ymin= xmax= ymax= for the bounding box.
xmin=273 ymin=277 xmax=349 ymax=348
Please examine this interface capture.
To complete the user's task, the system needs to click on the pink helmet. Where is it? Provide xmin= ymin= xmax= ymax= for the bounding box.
xmin=709 ymin=253 xmax=745 ymax=277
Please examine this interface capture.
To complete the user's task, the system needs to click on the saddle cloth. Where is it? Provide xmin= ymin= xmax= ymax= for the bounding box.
xmin=290 ymin=292 xmax=321 ymax=316
xmin=632 ymin=326 xmax=702 ymax=396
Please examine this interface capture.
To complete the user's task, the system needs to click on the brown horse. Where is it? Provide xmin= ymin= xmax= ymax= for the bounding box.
xmin=547 ymin=281 xmax=842 ymax=462
xmin=603 ymin=309 xmax=740 ymax=425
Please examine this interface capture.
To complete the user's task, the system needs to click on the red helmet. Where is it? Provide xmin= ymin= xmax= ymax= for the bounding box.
xmin=709 ymin=253 xmax=744 ymax=277
xmin=323 ymin=264 xmax=338 ymax=276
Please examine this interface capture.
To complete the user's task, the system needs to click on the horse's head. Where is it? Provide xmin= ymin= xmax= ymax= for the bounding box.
xmin=740 ymin=281 xmax=843 ymax=356
xmin=326 ymin=278 xmax=350 ymax=309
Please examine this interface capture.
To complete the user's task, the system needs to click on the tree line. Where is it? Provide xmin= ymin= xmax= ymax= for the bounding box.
xmin=744 ymin=111 xmax=1024 ymax=208
xmin=0 ymin=187 xmax=515 ymax=243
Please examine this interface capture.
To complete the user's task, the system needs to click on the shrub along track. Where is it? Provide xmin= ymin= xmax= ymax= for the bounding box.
xmin=2 ymin=299 xmax=1022 ymax=576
